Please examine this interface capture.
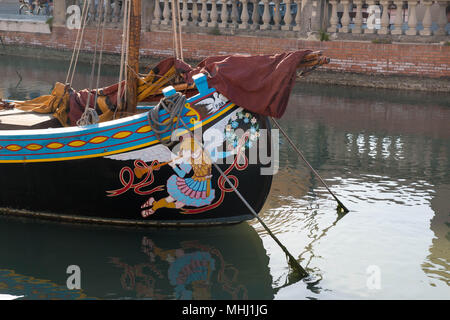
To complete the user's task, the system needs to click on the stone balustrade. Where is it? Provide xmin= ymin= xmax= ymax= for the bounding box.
xmin=326 ymin=0 xmax=450 ymax=36
xmin=54 ymin=0 xmax=450 ymax=39
xmin=58 ymin=0 xmax=312 ymax=34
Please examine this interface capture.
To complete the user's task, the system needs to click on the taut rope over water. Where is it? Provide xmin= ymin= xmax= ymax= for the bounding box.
xmin=271 ymin=117 xmax=349 ymax=214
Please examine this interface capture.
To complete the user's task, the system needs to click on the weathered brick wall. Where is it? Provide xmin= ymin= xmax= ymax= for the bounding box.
xmin=1 ymin=27 xmax=449 ymax=78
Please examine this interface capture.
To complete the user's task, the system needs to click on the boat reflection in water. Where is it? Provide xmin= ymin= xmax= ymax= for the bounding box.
xmin=0 ymin=215 xmax=274 ymax=299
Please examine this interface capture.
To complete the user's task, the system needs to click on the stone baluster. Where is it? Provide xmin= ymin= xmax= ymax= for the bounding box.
xmin=435 ymin=1 xmax=449 ymax=35
xmin=282 ymin=0 xmax=293 ymax=30
xmin=153 ymin=0 xmax=162 ymax=25
xmin=103 ymin=0 xmax=111 ymax=23
xmin=273 ymin=0 xmax=281 ymax=30
xmin=239 ymin=0 xmax=250 ymax=29
xmin=352 ymin=0 xmax=363 ymax=33
xmin=340 ymin=0 xmax=351 ymax=32
xmin=209 ymin=0 xmax=219 ymax=27
xmin=112 ymin=0 xmax=121 ymax=22
xmin=364 ymin=0 xmax=376 ymax=34
xmin=378 ymin=0 xmax=390 ymax=34
xmin=260 ymin=0 xmax=271 ymax=29
xmin=199 ymin=0 xmax=208 ymax=27
xmin=220 ymin=0 xmax=229 ymax=28
xmin=162 ymin=0 xmax=170 ymax=25
xmin=419 ymin=0 xmax=432 ymax=36
xmin=391 ymin=0 xmax=403 ymax=34
xmin=327 ymin=0 xmax=339 ymax=32
xmin=89 ymin=0 xmax=96 ymax=23
xmin=251 ymin=0 xmax=260 ymax=29
xmin=293 ymin=0 xmax=302 ymax=31
xmin=405 ymin=0 xmax=418 ymax=35
xmin=191 ymin=0 xmax=199 ymax=26
xmin=230 ymin=0 xmax=239 ymax=27
xmin=181 ymin=0 xmax=189 ymax=26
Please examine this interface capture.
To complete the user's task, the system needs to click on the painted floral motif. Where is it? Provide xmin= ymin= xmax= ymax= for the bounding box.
xmin=225 ymin=111 xmax=260 ymax=149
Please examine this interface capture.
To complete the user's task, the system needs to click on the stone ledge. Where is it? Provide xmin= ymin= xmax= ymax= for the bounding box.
xmin=0 ymin=18 xmax=50 ymax=34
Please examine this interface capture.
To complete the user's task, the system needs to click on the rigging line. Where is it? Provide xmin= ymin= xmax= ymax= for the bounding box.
xmin=171 ymin=0 xmax=180 ymax=59
xmin=77 ymin=0 xmax=105 ymax=126
xmin=270 ymin=117 xmax=350 ymax=214
xmin=176 ymin=0 xmax=184 ymax=61
xmin=69 ymin=0 xmax=92 ymax=86
xmin=93 ymin=0 xmax=108 ymax=107
xmin=124 ymin=0 xmax=132 ymax=109
xmin=65 ymin=0 xmax=88 ymax=84
xmin=116 ymin=0 xmax=130 ymax=114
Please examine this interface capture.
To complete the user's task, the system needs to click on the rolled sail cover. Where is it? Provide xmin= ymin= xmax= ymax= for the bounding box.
xmin=181 ymin=50 xmax=312 ymax=118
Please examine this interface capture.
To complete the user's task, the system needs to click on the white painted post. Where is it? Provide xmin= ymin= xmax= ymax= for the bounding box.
xmin=220 ymin=0 xmax=230 ymax=28
xmin=209 ymin=0 xmax=219 ymax=27
xmin=341 ymin=0 xmax=351 ymax=32
xmin=405 ymin=0 xmax=418 ymax=35
xmin=261 ymin=0 xmax=271 ymax=29
xmin=181 ymin=0 xmax=189 ymax=26
xmin=282 ymin=0 xmax=293 ymax=30
xmin=435 ymin=1 xmax=449 ymax=35
xmin=391 ymin=0 xmax=404 ymax=34
xmin=352 ymin=0 xmax=363 ymax=33
xmin=231 ymin=0 xmax=239 ymax=28
xmin=419 ymin=0 xmax=432 ymax=36
xmin=379 ymin=0 xmax=390 ymax=34
xmin=153 ymin=0 xmax=162 ymax=24
xmin=239 ymin=0 xmax=250 ymax=29
xmin=199 ymin=0 xmax=208 ymax=26
xmin=162 ymin=0 xmax=171 ymax=25
xmin=251 ymin=0 xmax=260 ymax=29
xmin=327 ymin=0 xmax=339 ymax=32
xmin=191 ymin=0 xmax=199 ymax=25
xmin=273 ymin=0 xmax=282 ymax=30
xmin=293 ymin=0 xmax=302 ymax=31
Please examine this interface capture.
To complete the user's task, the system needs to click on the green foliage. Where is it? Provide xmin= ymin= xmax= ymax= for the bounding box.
xmin=319 ymin=30 xmax=330 ymax=42
xmin=209 ymin=27 xmax=221 ymax=36
xmin=46 ymin=17 xmax=54 ymax=31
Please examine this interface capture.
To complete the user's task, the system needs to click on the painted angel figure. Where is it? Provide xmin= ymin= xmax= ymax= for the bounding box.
xmin=140 ymin=137 xmax=215 ymax=217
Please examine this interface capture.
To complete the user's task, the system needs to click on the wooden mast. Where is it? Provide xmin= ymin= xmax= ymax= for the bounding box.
xmin=126 ymin=0 xmax=141 ymax=115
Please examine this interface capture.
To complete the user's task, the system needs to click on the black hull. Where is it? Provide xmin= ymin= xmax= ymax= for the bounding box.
xmin=0 ymin=109 xmax=273 ymax=226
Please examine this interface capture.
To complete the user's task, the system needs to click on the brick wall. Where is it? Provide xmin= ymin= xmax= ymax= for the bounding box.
xmin=1 ymin=27 xmax=449 ymax=78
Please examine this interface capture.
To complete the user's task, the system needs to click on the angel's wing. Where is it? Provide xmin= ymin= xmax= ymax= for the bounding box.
xmin=106 ymin=144 xmax=176 ymax=163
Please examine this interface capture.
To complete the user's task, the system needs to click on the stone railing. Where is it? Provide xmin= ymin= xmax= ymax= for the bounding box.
xmin=326 ymin=0 xmax=450 ymax=36
xmin=55 ymin=0 xmax=323 ymax=35
xmin=53 ymin=0 xmax=449 ymax=39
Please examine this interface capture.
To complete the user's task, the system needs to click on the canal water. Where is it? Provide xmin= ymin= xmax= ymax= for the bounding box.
xmin=0 ymin=54 xmax=448 ymax=300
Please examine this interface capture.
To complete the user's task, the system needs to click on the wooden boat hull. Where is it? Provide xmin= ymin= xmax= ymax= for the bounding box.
xmin=0 ymin=85 xmax=274 ymax=225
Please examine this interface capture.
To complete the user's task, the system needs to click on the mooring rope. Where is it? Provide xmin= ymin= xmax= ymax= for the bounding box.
xmin=147 ymin=92 xmax=185 ymax=145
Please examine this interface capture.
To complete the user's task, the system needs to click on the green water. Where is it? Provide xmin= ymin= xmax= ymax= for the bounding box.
xmin=0 ymin=54 xmax=449 ymax=300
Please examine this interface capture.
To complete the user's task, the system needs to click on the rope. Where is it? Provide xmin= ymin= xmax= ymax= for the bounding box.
xmin=147 ymin=92 xmax=185 ymax=145
xmin=67 ymin=0 xmax=91 ymax=86
xmin=77 ymin=0 xmax=106 ymax=127
xmin=116 ymin=0 xmax=130 ymax=114
xmin=177 ymin=0 xmax=184 ymax=61
xmin=171 ymin=0 xmax=180 ymax=60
